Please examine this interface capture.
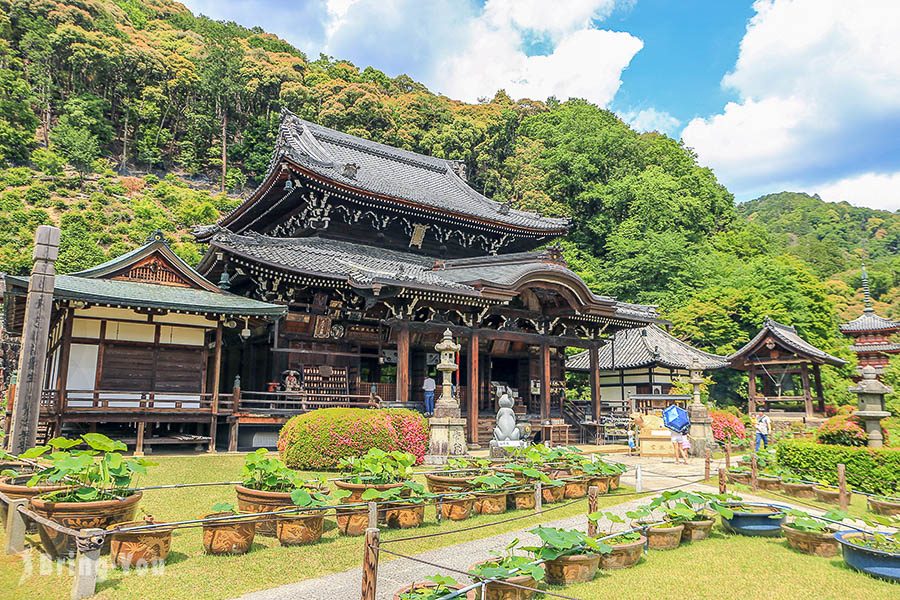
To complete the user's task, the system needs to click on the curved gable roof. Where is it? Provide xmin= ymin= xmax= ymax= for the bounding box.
xmin=729 ymin=318 xmax=846 ymax=367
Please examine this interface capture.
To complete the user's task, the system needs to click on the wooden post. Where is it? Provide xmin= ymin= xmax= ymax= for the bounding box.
xmin=360 ymin=527 xmax=380 ymax=600
xmin=9 ymin=225 xmax=60 ymax=454
xmin=534 ymin=482 xmax=543 ymax=511
xmin=228 ymin=376 xmax=241 ymax=452
xmin=367 ymin=501 xmax=378 ymax=529
xmin=4 ymin=498 xmax=28 ymax=554
xmin=747 ymin=364 xmax=757 ymax=415
xmin=72 ymin=528 xmax=103 ymax=600
xmin=837 ymin=464 xmax=848 ymax=511
xmin=134 ymin=421 xmax=146 ymax=456
xmin=589 ymin=344 xmax=601 ymax=425
xmin=813 ymin=364 xmax=825 ymax=413
xmin=467 ymin=333 xmax=479 ymax=446
xmin=704 ymin=448 xmax=711 ymax=480
xmin=750 ymin=453 xmax=758 ymax=491
xmin=587 ymin=486 xmax=598 ymax=537
xmin=396 ymin=324 xmax=410 ymax=404
xmin=208 ymin=322 xmax=223 ymax=453
xmin=635 ymin=464 xmax=643 ymax=493
xmin=800 ymin=363 xmax=813 ymax=417
xmin=725 ymin=441 xmax=731 ymax=470
xmin=718 ymin=468 xmax=727 ymax=494
xmin=540 ymin=343 xmax=551 ymax=422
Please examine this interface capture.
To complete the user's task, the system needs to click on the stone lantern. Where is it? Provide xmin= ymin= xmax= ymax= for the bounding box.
xmin=687 ymin=358 xmax=714 ymax=456
xmin=424 ymin=329 xmax=467 ymax=464
xmin=850 ymin=365 xmax=892 ymax=448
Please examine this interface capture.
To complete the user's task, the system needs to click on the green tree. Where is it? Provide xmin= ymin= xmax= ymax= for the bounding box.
xmin=51 ymin=122 xmax=100 ymax=181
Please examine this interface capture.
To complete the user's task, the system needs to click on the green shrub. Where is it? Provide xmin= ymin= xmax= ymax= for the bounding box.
xmin=815 ymin=414 xmax=867 ymax=446
xmin=24 ymin=183 xmax=51 ymax=206
xmin=31 ymin=148 xmax=64 ymax=175
xmin=0 ymin=166 xmax=32 ymax=188
xmin=278 ymin=408 xmax=429 ymax=470
xmin=776 ymin=440 xmax=899 ymax=495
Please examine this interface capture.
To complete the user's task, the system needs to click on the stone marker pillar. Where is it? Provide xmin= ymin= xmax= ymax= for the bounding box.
xmin=8 ymin=225 xmax=60 ymax=454
xmin=687 ymin=358 xmax=714 ymax=457
xmin=425 ymin=329 xmax=467 ymax=464
xmin=850 ymin=365 xmax=891 ymax=449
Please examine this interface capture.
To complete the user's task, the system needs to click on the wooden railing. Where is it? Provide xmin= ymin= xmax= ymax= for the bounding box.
xmin=41 ymin=389 xmax=234 ymax=414
xmin=234 ymin=390 xmax=381 ymax=415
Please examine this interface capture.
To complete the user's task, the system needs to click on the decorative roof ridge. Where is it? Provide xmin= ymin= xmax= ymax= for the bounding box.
xmin=729 ymin=316 xmax=846 ymax=366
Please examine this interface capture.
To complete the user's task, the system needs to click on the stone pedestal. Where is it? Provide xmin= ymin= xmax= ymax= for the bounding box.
xmin=688 ymin=403 xmax=714 ymax=457
xmin=488 ymin=439 xmax=526 ymax=459
xmin=424 ymin=417 xmax=468 ymax=465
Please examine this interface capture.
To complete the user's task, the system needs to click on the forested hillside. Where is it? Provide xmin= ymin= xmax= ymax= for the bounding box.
xmin=0 ymin=0 xmax=896 ymax=409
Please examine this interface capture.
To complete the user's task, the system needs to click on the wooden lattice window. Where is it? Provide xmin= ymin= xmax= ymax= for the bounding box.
xmin=113 ymin=256 xmax=192 ymax=287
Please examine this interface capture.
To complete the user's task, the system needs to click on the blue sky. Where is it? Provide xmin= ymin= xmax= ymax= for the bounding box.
xmin=183 ymin=1 xmax=900 ymax=211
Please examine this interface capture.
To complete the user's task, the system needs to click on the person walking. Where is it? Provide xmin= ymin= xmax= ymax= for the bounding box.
xmin=755 ymin=411 xmax=771 ymax=451
xmin=422 ymin=374 xmax=436 ymax=416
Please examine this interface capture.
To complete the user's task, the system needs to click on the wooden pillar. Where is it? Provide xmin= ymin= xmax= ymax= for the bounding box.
xmin=396 ymin=324 xmax=410 ymax=404
xmin=800 ymin=363 xmax=813 ymax=417
xmin=9 ymin=225 xmax=60 ymax=454
xmin=208 ymin=322 xmax=223 ymax=453
xmin=228 ymin=377 xmax=241 ymax=453
xmin=135 ymin=421 xmax=146 ymax=456
xmin=467 ymin=333 xmax=480 ymax=446
xmin=589 ymin=344 xmax=601 ymax=424
xmin=55 ymin=309 xmax=73 ymax=415
xmin=540 ymin=343 xmax=551 ymax=422
xmin=747 ymin=364 xmax=757 ymax=414
xmin=812 ymin=363 xmax=825 ymax=413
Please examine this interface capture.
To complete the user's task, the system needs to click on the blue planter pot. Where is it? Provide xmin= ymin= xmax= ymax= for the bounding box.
xmin=721 ymin=505 xmax=785 ymax=537
xmin=834 ymin=531 xmax=900 ymax=582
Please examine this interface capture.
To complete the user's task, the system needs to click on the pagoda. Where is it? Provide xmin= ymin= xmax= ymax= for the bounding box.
xmin=840 ymin=265 xmax=900 ymax=375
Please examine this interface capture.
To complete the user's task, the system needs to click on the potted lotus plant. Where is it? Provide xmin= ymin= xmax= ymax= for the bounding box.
xmin=107 ymin=513 xmax=173 ymax=569
xmin=523 ymin=526 xmax=610 ymax=585
xmin=235 ymin=448 xmax=328 ymax=536
xmin=335 ymin=448 xmax=416 ymax=535
xmin=835 ymin=518 xmax=900 ymax=582
xmin=867 ymin=495 xmax=900 ymax=516
xmin=588 ymin=511 xmax=645 ymax=569
xmin=780 ymin=472 xmax=815 ymax=499
xmin=647 ymin=490 xmax=735 ymax=543
xmin=721 ymin=502 xmax=785 ymax=537
xmin=362 ymin=481 xmax=432 ymax=529
xmin=424 ymin=457 xmax=486 ymax=493
xmin=202 ymin=501 xmax=258 ymax=555
xmin=627 ymin=504 xmax=684 ymax=550
xmin=471 ymin=473 xmax=515 ymax=515
xmin=812 ymin=480 xmax=852 ymax=504
xmin=781 ymin=509 xmax=845 ymax=557
xmin=275 ymin=487 xmax=345 ymax=546
xmin=469 ymin=538 xmax=544 ymax=600
xmin=579 ymin=459 xmax=619 ymax=494
xmin=22 ymin=434 xmax=152 ymax=559
xmin=502 ymin=464 xmax=560 ymax=510
xmin=394 ymin=574 xmax=476 ymax=600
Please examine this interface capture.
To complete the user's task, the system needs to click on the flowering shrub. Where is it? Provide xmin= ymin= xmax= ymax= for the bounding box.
xmin=278 ymin=408 xmax=429 ymax=470
xmin=710 ymin=409 xmax=747 ymax=443
xmin=815 ymin=414 xmax=867 ymax=447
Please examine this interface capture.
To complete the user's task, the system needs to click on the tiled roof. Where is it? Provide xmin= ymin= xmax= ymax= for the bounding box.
xmin=567 ymin=324 xmax=729 ymax=371
xmin=840 ymin=309 xmax=900 ymax=333
xmin=5 ymin=274 xmax=286 ymax=318
xmin=850 ymin=342 xmax=900 ymax=353
xmin=223 ymin=110 xmax=569 ymax=234
xmin=730 ymin=318 xmax=846 ymax=367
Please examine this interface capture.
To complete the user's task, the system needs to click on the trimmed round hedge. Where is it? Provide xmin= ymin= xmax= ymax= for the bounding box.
xmin=278 ymin=408 xmax=429 ymax=470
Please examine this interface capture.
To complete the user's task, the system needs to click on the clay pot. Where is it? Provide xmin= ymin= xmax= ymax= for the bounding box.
xmin=469 ymin=561 xmax=538 ymax=600
xmin=384 ymin=503 xmax=425 ymax=529
xmin=868 ymin=497 xmax=900 ymax=516
xmin=30 ymin=492 xmax=142 ymax=559
xmin=781 ymin=482 xmax=816 ymax=499
xmin=586 ymin=476 xmax=611 ymax=494
xmin=757 ymin=476 xmax=781 ymax=491
xmin=441 ymin=496 xmax=475 ymax=521
xmin=541 ymin=484 xmax=565 ymax=504
xmin=334 ymin=480 xmax=404 ymax=536
xmin=812 ymin=486 xmax=850 ymax=504
xmin=681 ymin=518 xmax=715 ymax=542
xmin=474 ymin=492 xmax=507 ymax=515
xmin=393 ymin=582 xmax=476 ymax=600
xmin=510 ymin=490 xmax=536 ymax=510
xmin=0 ymin=475 xmax=67 ymax=532
xmin=425 ymin=472 xmax=475 ymax=493
xmin=235 ymin=484 xmax=304 ymax=536
xmin=781 ymin=524 xmax=840 ymax=557
xmin=728 ymin=471 xmax=751 ymax=485
xmin=563 ymin=475 xmax=589 ymax=499
xmin=609 ymin=473 xmax=622 ymax=490
xmin=598 ymin=535 xmax=645 ymax=569
xmin=544 ymin=553 xmax=601 ymax=585
xmin=275 ymin=512 xmax=324 ymax=546
xmin=108 ymin=520 xmax=173 ymax=569
xmin=201 ymin=512 xmax=256 ymax=555
xmin=646 ymin=523 xmax=684 ymax=550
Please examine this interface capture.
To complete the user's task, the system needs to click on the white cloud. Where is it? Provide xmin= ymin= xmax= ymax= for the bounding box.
xmin=683 ymin=0 xmax=900 ymax=207
xmin=621 ymin=108 xmax=681 ymax=135
xmin=813 ymin=172 xmax=900 ymax=212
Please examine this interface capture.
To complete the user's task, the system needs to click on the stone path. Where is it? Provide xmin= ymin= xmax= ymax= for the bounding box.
xmin=233 ymin=455 xmax=822 ymax=600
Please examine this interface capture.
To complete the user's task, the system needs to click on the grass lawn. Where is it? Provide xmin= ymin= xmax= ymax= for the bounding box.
xmin=0 ymin=453 xmax=638 ymax=600
xmin=554 ymin=529 xmax=896 ymax=600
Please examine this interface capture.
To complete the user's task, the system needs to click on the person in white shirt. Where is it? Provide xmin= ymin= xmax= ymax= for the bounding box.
xmin=422 ymin=375 xmax=436 ymax=416
xmin=755 ymin=412 xmax=771 ymax=451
